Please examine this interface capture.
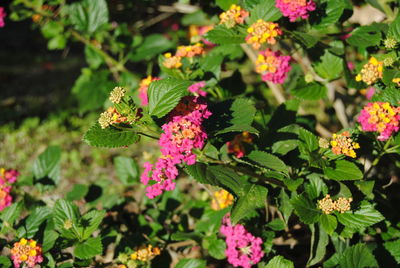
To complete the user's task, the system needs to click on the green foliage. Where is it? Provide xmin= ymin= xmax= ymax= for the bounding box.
xmin=336 ymin=201 xmax=384 ymax=231
xmin=265 ymin=256 xmax=294 ymax=268
xmin=175 ymin=259 xmax=206 ymax=268
xmin=248 ymin=0 xmax=282 ymax=23
xmin=148 ymin=78 xmax=192 ymax=118
xmin=338 ymin=244 xmax=378 ymax=268
xmin=247 ymin=150 xmax=289 ymax=174
xmin=114 ymin=156 xmax=139 ymax=185
xmin=291 ymin=82 xmax=327 ymax=101
xmin=290 ymin=194 xmax=320 ymax=224
xmin=323 ymin=160 xmax=363 ymax=181
xmin=83 ymin=123 xmax=140 ymax=148
xmin=384 ymin=239 xmax=400 ymax=263
xmin=230 ymin=184 xmax=267 ymax=224
xmin=66 ymin=0 xmax=109 ymax=34
xmin=32 ymin=146 xmax=61 ymax=183
xmin=130 ymin=34 xmax=174 ymax=62
xmin=74 ymin=237 xmax=103 ymax=259
xmin=205 ymin=25 xmax=246 ymax=45
xmin=216 ymin=98 xmax=258 ymax=134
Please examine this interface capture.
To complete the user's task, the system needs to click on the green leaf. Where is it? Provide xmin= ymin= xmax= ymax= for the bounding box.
xmin=389 ymin=14 xmax=400 ymax=42
xmin=371 ymin=86 xmax=400 ymax=106
xmin=337 ymin=201 xmax=384 ymax=231
xmin=312 ymin=0 xmax=345 ymax=29
xmin=267 ymin=218 xmax=286 ymax=231
xmin=1 ymin=202 xmax=23 ymax=233
xmin=291 ymin=31 xmax=319 ymax=48
xmin=53 ymin=199 xmax=80 ymax=239
xmin=314 ymin=50 xmax=343 ymax=80
xmin=347 ymin=25 xmax=382 ymax=49
xmin=290 ymin=193 xmax=320 ymax=224
xmin=230 ymin=184 xmax=267 ymax=224
xmin=272 ymin=139 xmax=299 ymax=155
xmin=84 ymin=46 xmax=103 ymax=69
xmin=206 ymin=166 xmax=247 ymax=197
xmin=247 ymin=150 xmax=289 ymax=174
xmin=74 ymin=236 xmax=103 ymax=259
xmin=41 ymin=21 xmax=63 ymax=38
xmin=80 ymin=210 xmax=105 ymax=240
xmin=319 ymin=214 xmax=337 ymax=235
xmin=196 ymin=208 xmax=229 ymax=233
xmin=185 ymin=162 xmax=214 ymax=185
xmin=291 ymin=82 xmax=327 ymax=100
xmin=42 ymin=226 xmax=59 ymax=252
xmin=67 ymin=0 xmax=109 ymax=34
xmin=308 ymin=224 xmax=329 ymax=266
xmin=130 ymin=34 xmax=174 ymax=62
xmin=66 ymin=184 xmax=89 ymax=201
xmin=355 ymin=180 xmax=375 ymax=199
xmin=216 ymin=98 xmax=258 ymax=135
xmin=48 ymin=35 xmax=67 ymax=50
xmin=204 ymin=25 xmax=246 ymax=45
xmin=304 ymin=174 xmax=328 ymax=200
xmin=298 ymin=128 xmax=319 ymax=152
xmin=323 ymin=160 xmax=363 ymax=181
xmin=148 ymin=78 xmax=192 ymax=118
xmin=265 ymin=256 xmax=294 ymax=268
xmin=216 ymin=0 xmax=238 ymax=10
xmin=279 ymin=190 xmax=293 ymax=224
xmin=114 ymin=156 xmax=139 ymax=185
xmin=171 ymin=232 xmax=203 ymax=243
xmin=32 ymin=145 xmax=61 ymax=183
xmin=338 ymin=244 xmax=378 ymax=268
xmin=202 ymin=235 xmax=226 ymax=260
xmin=71 ymin=68 xmax=116 ymax=113
xmin=181 ymin=10 xmax=212 ymax=26
xmin=249 ymin=0 xmax=282 ymax=23
xmin=175 ymin=259 xmax=206 ymax=268
xmin=83 ymin=123 xmax=140 ymax=148
xmin=0 ymin=256 xmax=11 ymax=268
xmin=22 ymin=207 xmax=52 ymax=238
xmin=384 ymin=239 xmax=400 ymax=263
xmin=200 ymin=52 xmax=224 ymax=78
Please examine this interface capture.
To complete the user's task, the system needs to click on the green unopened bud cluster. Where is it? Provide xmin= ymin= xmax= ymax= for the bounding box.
xmin=384 ymin=37 xmax=397 ymax=50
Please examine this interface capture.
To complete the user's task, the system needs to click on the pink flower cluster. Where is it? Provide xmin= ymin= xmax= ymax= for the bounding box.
xmin=138 ymin=75 xmax=160 ymax=106
xmin=255 ymin=49 xmax=291 ymax=84
xmin=141 ymin=96 xmax=211 ymax=198
xmin=220 ymin=214 xmax=264 ymax=268
xmin=0 ymin=7 xmax=6 ymax=28
xmin=358 ymin=102 xmax=400 ymax=141
xmin=188 ymin=81 xmax=207 ymax=97
xmin=0 ymin=168 xmax=19 ymax=211
xmin=276 ymin=0 xmax=316 ymax=22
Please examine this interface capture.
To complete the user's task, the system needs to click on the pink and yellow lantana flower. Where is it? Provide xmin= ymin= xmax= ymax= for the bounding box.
xmin=358 ymin=102 xmax=400 ymax=141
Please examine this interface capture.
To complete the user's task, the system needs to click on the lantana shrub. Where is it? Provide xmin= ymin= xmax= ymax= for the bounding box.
xmin=2 ymin=0 xmax=400 ymax=267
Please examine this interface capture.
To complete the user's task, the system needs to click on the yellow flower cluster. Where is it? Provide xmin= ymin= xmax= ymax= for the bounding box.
xmin=219 ymin=4 xmax=249 ymax=28
xmin=246 ymin=19 xmax=282 ymax=50
xmin=367 ymin=102 xmax=399 ymax=133
xmin=330 ymin=131 xmax=360 ymax=158
xmin=355 ymin=57 xmax=383 ymax=85
xmin=176 ymin=43 xmax=205 ymax=58
xmin=131 ymin=245 xmax=161 ymax=262
xmin=318 ymin=194 xmax=352 ymax=214
xmin=211 ymin=189 xmax=234 ymax=210
xmin=163 ymin=43 xmax=204 ymax=69
xmin=392 ymin=77 xmax=400 ymax=86
xmin=163 ymin=53 xmax=183 ymax=69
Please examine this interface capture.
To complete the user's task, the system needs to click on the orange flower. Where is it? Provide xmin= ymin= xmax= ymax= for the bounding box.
xmin=211 ymin=189 xmax=234 ymax=210
xmin=355 ymin=57 xmax=383 ymax=85
xmin=219 ymin=4 xmax=249 ymax=28
xmin=330 ymin=131 xmax=360 ymax=158
xmin=246 ymin=20 xmax=282 ymax=50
